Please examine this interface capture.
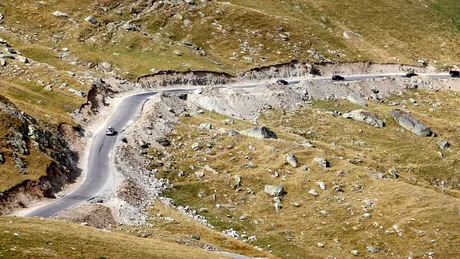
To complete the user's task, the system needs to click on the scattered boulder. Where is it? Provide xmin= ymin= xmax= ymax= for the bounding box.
xmin=273 ymin=197 xmax=282 ymax=212
xmin=286 ymin=153 xmax=298 ymax=168
xmin=195 ymin=171 xmax=205 ymax=179
xmin=264 ymin=185 xmax=284 ymax=197
xmin=68 ymin=88 xmax=87 ymax=98
xmin=85 ymin=15 xmax=99 ymax=25
xmin=52 ymin=11 xmax=69 ymax=18
xmin=351 ymin=250 xmax=359 ymax=256
xmin=308 ymin=189 xmax=319 ymax=196
xmin=242 ymin=126 xmax=278 ymax=139
xmin=375 ymin=172 xmax=387 ymax=179
xmin=173 ymin=50 xmax=183 ymax=56
xmin=228 ymin=130 xmax=238 ymax=136
xmin=438 ymin=141 xmax=450 ymax=150
xmin=156 ymin=137 xmax=171 ymax=147
xmin=233 ymin=175 xmax=242 ymax=189
xmin=391 ymin=109 xmax=434 ymax=136
xmin=388 ymin=169 xmax=399 ymax=179
xmin=367 ymin=246 xmax=381 ymax=253
xmin=317 ymin=181 xmax=327 ymax=190
xmin=0 ymin=58 xmax=6 ymax=66
xmin=223 ymin=119 xmax=235 ymax=125
xmin=191 ymin=142 xmax=202 ymax=151
xmin=300 ymin=140 xmax=315 ymax=148
xmin=15 ymin=56 xmax=28 ymax=63
xmin=342 ymin=109 xmax=385 ymax=128
xmin=0 ymin=153 xmax=4 ymax=164
xmin=313 ymin=157 xmax=329 ymax=168
xmin=199 ymin=123 xmax=212 ymax=130
xmin=346 ymin=94 xmax=367 ymax=107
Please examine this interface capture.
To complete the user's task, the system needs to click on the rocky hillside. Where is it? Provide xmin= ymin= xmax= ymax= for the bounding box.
xmin=0 ymin=0 xmax=458 ymax=82
xmin=0 ymin=1 xmax=459 ymax=258
xmin=114 ymin=77 xmax=460 ymax=258
xmin=0 ymin=95 xmax=79 ymax=215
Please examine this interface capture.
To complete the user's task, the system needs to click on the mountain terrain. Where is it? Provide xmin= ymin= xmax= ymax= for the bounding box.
xmin=0 ymin=1 xmax=459 ymax=258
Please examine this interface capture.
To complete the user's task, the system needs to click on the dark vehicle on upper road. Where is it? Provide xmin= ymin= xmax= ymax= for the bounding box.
xmin=450 ymin=70 xmax=459 ymax=78
xmin=405 ymin=72 xmax=418 ymax=78
xmin=332 ymin=75 xmax=345 ymax=81
xmin=276 ymin=79 xmax=289 ymax=85
xmin=105 ymin=126 xmax=117 ymax=136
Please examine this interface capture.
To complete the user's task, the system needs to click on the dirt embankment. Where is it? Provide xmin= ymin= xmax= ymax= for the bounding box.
xmin=137 ymin=61 xmax=447 ymax=89
xmin=238 ymin=61 xmax=444 ymax=80
xmin=138 ymin=70 xmax=234 ymax=88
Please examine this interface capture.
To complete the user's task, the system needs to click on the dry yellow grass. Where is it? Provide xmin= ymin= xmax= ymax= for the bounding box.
xmin=0 ymin=216 xmax=230 ymax=259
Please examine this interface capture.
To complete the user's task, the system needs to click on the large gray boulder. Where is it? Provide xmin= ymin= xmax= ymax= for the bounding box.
xmin=242 ymin=126 xmax=278 ymax=139
xmin=391 ymin=109 xmax=434 ymax=136
xmin=342 ymin=109 xmax=385 ymax=128
xmin=264 ymin=185 xmax=284 ymax=197
xmin=286 ymin=153 xmax=298 ymax=168
xmin=313 ymin=157 xmax=329 ymax=168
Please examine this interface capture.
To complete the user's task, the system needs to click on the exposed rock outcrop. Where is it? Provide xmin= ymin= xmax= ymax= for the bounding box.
xmin=0 ymin=97 xmax=79 ymax=215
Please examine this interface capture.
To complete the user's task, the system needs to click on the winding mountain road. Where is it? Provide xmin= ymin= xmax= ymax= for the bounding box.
xmin=25 ymin=73 xmax=452 ymax=218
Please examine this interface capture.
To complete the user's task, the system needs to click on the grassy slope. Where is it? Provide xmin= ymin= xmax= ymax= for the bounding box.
xmin=0 ymin=216 xmax=230 ymax=259
xmin=158 ymin=89 xmax=460 ymax=258
xmin=0 ymin=0 xmax=458 ymax=122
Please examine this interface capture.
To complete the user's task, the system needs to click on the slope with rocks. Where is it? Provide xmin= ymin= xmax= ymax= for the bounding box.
xmin=108 ymin=76 xmax=460 ymax=258
xmin=0 ymin=95 xmax=81 ymax=215
xmin=0 ymin=0 xmax=458 ymax=81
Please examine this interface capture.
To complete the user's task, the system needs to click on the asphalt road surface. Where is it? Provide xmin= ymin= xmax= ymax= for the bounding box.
xmin=26 ymin=73 xmax=454 ymax=218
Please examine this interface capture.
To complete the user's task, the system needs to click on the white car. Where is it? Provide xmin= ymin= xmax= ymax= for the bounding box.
xmin=105 ymin=126 xmax=117 ymax=136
